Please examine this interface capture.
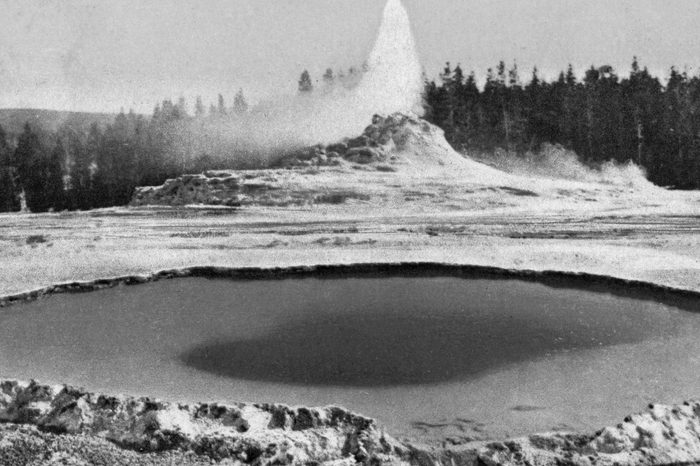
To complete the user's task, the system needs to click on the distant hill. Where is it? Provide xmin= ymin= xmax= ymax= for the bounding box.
xmin=0 ymin=108 xmax=118 ymax=136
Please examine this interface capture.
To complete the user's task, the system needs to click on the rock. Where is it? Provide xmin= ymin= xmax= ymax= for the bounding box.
xmin=326 ymin=142 xmax=348 ymax=155
xmin=0 ymin=379 xmax=406 ymax=464
xmin=430 ymin=400 xmax=700 ymax=466
xmin=346 ymin=135 xmax=370 ymax=149
xmin=2 ymin=381 xmax=700 ymax=464
xmin=130 ymin=172 xmax=241 ymax=207
xmin=345 ymin=147 xmax=385 ymax=164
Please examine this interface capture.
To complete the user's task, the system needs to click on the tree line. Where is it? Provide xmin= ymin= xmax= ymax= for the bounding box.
xmin=424 ymin=58 xmax=700 ymax=189
xmin=1 ymin=59 xmax=699 ymax=213
xmin=0 ymin=92 xmax=255 ymax=213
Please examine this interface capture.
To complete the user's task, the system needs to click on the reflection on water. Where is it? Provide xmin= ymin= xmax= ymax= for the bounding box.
xmin=181 ymin=306 xmax=655 ymax=386
xmin=0 ymin=275 xmax=698 ymax=441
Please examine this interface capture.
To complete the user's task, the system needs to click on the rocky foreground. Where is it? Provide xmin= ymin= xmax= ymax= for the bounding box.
xmin=1 ymin=379 xmax=700 ymax=465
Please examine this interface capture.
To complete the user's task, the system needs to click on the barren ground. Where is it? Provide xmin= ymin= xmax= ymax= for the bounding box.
xmin=1 ymin=167 xmax=699 ymax=297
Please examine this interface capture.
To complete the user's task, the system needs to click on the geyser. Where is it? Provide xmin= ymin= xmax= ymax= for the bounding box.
xmin=232 ymin=0 xmax=426 ymax=148
xmin=291 ymin=0 xmax=425 ymax=144
xmin=354 ymin=0 xmax=425 ymax=116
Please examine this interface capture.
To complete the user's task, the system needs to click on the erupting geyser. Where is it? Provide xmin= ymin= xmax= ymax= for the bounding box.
xmin=355 ymin=0 xmax=425 ymax=116
xmin=259 ymin=0 xmax=426 ymax=146
xmin=207 ymin=0 xmax=426 ymax=150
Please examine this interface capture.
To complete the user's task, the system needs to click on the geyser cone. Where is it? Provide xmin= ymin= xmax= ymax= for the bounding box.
xmin=355 ymin=0 xmax=424 ymax=116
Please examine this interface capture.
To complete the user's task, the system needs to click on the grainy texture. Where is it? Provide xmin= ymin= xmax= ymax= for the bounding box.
xmin=0 ymin=117 xmax=698 ymax=464
xmin=2 ymin=380 xmax=700 ymax=465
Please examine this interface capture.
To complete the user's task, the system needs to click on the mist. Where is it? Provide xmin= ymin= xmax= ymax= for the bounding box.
xmin=470 ymin=144 xmax=655 ymax=189
xmin=242 ymin=0 xmax=423 ymax=147
xmin=164 ymin=0 xmax=424 ymax=166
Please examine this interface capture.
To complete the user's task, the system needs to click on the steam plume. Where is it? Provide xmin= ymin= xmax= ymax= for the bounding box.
xmin=354 ymin=0 xmax=425 ymax=117
xmin=172 ymin=0 xmax=425 ymax=164
xmin=234 ymin=0 xmax=424 ymax=148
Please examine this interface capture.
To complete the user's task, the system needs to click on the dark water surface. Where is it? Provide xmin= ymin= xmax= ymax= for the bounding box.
xmin=1 ymin=276 xmax=699 ymax=440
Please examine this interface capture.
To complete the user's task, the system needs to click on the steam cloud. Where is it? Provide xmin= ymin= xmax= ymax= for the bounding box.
xmin=214 ymin=0 xmax=425 ymax=154
xmin=471 ymin=144 xmax=655 ymax=189
xmin=354 ymin=0 xmax=425 ymax=117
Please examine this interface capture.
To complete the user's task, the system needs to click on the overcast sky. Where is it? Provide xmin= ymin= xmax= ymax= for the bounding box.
xmin=1 ymin=0 xmax=699 ymax=113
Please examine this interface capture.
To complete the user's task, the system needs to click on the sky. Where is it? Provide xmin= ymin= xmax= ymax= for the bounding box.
xmin=1 ymin=0 xmax=699 ymax=113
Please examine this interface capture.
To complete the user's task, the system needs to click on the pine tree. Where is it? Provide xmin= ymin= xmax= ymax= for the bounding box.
xmin=176 ymin=97 xmax=188 ymax=119
xmin=153 ymin=103 xmax=162 ymax=121
xmin=525 ymin=67 xmax=550 ymax=148
xmin=450 ymin=64 xmax=467 ymax=143
xmin=65 ymin=129 xmax=90 ymax=209
xmin=565 ymin=64 xmax=576 ymax=86
xmin=298 ymin=70 xmax=313 ymax=93
xmin=436 ymin=62 xmax=456 ymax=138
xmin=439 ymin=62 xmax=453 ymax=86
xmin=322 ymin=68 xmax=334 ymax=86
xmin=233 ymin=89 xmax=249 ymax=115
xmin=46 ymin=137 xmax=66 ymax=211
xmin=14 ymin=123 xmax=45 ymax=211
xmin=0 ymin=125 xmax=19 ymax=212
xmin=460 ymin=71 xmax=482 ymax=147
xmin=421 ymin=58 xmax=697 ymax=189
xmin=217 ymin=94 xmax=227 ymax=116
xmin=506 ymin=62 xmax=526 ymax=150
xmin=195 ymin=96 xmax=206 ymax=118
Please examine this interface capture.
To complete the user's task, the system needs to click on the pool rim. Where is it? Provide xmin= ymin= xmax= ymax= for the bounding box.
xmin=1 ymin=262 xmax=698 ymax=312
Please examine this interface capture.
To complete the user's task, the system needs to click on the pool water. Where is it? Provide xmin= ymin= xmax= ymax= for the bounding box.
xmin=1 ymin=276 xmax=698 ymax=441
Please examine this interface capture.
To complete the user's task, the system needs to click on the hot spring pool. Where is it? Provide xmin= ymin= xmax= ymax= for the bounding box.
xmin=1 ymin=274 xmax=699 ymax=441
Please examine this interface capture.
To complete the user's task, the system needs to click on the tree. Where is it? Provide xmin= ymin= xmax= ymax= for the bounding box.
xmin=46 ymin=137 xmax=67 ymax=210
xmin=459 ymin=71 xmax=482 ymax=147
xmin=322 ymin=68 xmax=334 ymax=86
xmin=436 ymin=62 xmax=456 ymax=137
xmin=525 ymin=66 xmax=557 ymax=148
xmin=176 ymin=96 xmax=188 ymax=119
xmin=655 ymin=67 xmax=694 ymax=187
xmin=298 ymin=70 xmax=313 ymax=93
xmin=233 ymin=89 xmax=248 ymax=115
xmin=0 ymin=125 xmax=19 ymax=212
xmin=194 ymin=96 xmax=205 ymax=118
xmin=439 ymin=62 xmax=453 ymax=86
xmin=505 ymin=62 xmax=526 ymax=150
xmin=217 ymin=94 xmax=227 ymax=116
xmin=14 ymin=123 xmax=68 ymax=212
xmin=65 ymin=128 xmax=91 ymax=210
xmin=14 ymin=123 xmax=50 ymax=212
xmin=152 ymin=103 xmax=162 ymax=121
